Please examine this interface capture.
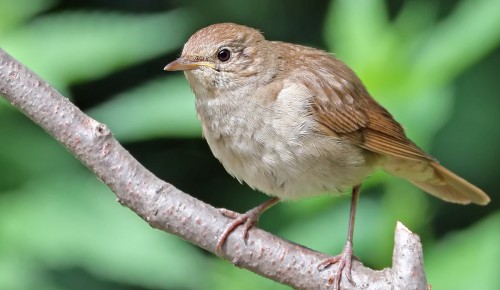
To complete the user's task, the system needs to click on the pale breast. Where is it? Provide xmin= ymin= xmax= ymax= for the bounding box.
xmin=195 ymin=82 xmax=377 ymax=200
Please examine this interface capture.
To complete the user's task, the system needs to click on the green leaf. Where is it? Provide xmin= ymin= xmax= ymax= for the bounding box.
xmin=211 ymin=259 xmax=288 ymax=290
xmin=324 ymin=0 xmax=389 ymax=70
xmin=425 ymin=213 xmax=500 ymax=290
xmin=0 ymin=0 xmax=55 ymax=35
xmin=0 ymin=109 xmax=81 ymax=187
xmin=0 ymin=253 xmax=61 ymax=290
xmin=412 ymin=0 xmax=500 ymax=87
xmin=1 ymin=9 xmax=192 ymax=89
xmin=88 ymin=76 xmax=201 ymax=141
xmin=323 ymin=0 xmax=458 ymax=147
xmin=0 ymin=171 xmax=208 ymax=290
xmin=277 ymin=195 xmax=395 ymax=268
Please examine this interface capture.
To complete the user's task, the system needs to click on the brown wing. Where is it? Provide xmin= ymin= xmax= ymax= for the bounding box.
xmin=295 ymin=50 xmax=433 ymax=162
xmin=276 ymin=43 xmax=490 ymax=205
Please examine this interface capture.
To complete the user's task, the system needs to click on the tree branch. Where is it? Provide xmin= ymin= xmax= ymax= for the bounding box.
xmin=0 ymin=48 xmax=428 ymax=290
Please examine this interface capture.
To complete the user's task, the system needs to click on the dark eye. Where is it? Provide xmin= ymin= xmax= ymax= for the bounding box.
xmin=217 ymin=49 xmax=231 ymax=62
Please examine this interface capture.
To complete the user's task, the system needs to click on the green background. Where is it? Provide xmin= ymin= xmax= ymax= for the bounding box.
xmin=1 ymin=0 xmax=499 ymax=289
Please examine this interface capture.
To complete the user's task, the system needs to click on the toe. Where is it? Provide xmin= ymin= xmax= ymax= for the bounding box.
xmin=219 ymin=208 xmax=240 ymax=218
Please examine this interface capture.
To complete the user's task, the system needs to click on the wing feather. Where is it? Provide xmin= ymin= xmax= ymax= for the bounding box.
xmin=288 ymin=48 xmax=433 ymax=162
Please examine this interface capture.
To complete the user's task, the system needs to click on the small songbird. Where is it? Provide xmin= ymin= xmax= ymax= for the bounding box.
xmin=164 ymin=23 xmax=490 ymax=289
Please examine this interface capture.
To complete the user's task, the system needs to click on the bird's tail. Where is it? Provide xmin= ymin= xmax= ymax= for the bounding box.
xmin=383 ymin=158 xmax=490 ymax=205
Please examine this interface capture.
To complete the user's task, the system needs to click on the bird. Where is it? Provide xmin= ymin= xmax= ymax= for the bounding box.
xmin=164 ymin=23 xmax=490 ymax=289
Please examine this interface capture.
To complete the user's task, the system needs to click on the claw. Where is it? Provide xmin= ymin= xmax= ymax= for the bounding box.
xmin=216 ymin=209 xmax=258 ymax=251
xmin=215 ymin=197 xmax=280 ymax=252
xmin=219 ymin=208 xmax=240 ymax=219
xmin=318 ymin=241 xmax=356 ymax=290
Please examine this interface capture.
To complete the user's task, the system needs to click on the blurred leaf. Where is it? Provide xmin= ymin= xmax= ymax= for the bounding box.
xmin=324 ymin=0 xmax=389 ymax=70
xmin=393 ymin=1 xmax=437 ymax=38
xmin=0 ymin=171 xmax=208 ymax=290
xmin=425 ymin=212 xmax=500 ymax=290
xmin=0 ymin=254 xmax=61 ymax=290
xmin=88 ymin=76 xmax=201 ymax=141
xmin=381 ymin=179 xmax=432 ymax=234
xmin=412 ymin=0 xmax=500 ymax=87
xmin=0 ymin=0 xmax=55 ymax=35
xmin=211 ymin=259 xmax=288 ymax=290
xmin=278 ymin=196 xmax=395 ymax=268
xmin=324 ymin=0 xmax=465 ymax=147
xmin=381 ymin=86 xmax=454 ymax=149
xmin=0 ymin=109 xmax=81 ymax=188
xmin=1 ymin=9 xmax=192 ymax=89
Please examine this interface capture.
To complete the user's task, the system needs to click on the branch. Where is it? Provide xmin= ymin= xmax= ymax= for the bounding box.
xmin=0 ymin=48 xmax=428 ymax=290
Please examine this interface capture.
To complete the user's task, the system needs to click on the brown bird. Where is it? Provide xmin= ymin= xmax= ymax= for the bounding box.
xmin=164 ymin=23 xmax=490 ymax=289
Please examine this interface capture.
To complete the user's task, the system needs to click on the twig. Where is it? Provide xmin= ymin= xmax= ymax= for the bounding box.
xmin=0 ymin=48 xmax=428 ymax=289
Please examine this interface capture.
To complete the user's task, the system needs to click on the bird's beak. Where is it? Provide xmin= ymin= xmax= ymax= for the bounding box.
xmin=164 ymin=56 xmax=215 ymax=71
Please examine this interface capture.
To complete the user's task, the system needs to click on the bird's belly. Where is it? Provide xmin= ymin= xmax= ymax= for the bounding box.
xmin=199 ymin=108 xmax=376 ymax=200
xmin=195 ymin=83 xmax=379 ymax=200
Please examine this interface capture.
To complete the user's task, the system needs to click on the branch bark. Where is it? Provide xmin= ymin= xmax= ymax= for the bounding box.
xmin=0 ymin=48 xmax=428 ymax=290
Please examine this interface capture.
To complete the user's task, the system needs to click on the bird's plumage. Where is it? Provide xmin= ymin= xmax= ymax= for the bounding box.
xmin=165 ymin=23 xmax=490 ymax=290
xmin=168 ymin=22 xmax=490 ymax=205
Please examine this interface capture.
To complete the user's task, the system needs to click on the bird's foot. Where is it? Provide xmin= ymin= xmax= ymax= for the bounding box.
xmin=317 ymin=241 xmax=356 ymax=290
xmin=215 ymin=206 xmax=262 ymax=252
xmin=215 ymin=198 xmax=279 ymax=252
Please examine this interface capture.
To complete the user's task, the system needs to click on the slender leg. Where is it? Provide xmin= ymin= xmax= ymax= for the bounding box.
xmin=216 ymin=197 xmax=280 ymax=252
xmin=318 ymin=184 xmax=361 ymax=290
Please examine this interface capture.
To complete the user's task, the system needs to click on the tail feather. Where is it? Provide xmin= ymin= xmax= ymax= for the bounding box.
xmin=384 ymin=158 xmax=490 ymax=205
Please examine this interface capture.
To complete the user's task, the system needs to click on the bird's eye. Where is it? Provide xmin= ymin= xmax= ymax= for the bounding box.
xmin=217 ymin=49 xmax=231 ymax=62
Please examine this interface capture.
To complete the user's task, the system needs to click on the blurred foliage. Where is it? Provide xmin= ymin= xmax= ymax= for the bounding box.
xmin=0 ymin=0 xmax=499 ymax=289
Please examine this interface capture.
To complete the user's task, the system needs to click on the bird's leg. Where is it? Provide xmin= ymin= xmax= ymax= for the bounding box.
xmin=318 ymin=184 xmax=361 ymax=290
xmin=216 ymin=197 xmax=280 ymax=251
